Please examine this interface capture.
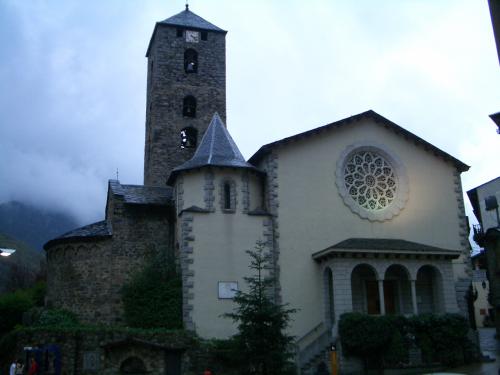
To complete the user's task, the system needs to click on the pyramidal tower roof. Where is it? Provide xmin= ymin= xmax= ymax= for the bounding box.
xmin=168 ymin=113 xmax=258 ymax=184
xmin=159 ymin=5 xmax=226 ymax=33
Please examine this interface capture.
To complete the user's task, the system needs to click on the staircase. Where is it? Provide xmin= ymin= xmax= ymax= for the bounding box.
xmin=297 ymin=327 xmax=333 ymax=374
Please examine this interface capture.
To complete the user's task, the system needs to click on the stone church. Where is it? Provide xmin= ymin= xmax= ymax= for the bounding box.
xmin=44 ymin=6 xmax=472 ymax=373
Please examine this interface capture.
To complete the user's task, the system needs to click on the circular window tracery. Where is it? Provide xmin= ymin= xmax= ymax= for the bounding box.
xmin=335 ymin=143 xmax=409 ymax=221
xmin=344 ymin=151 xmax=397 ymax=211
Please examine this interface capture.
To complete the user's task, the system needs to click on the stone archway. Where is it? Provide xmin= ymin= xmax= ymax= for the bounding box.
xmin=120 ymin=356 xmax=147 ymax=375
xmin=384 ymin=264 xmax=412 ymax=315
xmin=416 ymin=265 xmax=444 ymax=314
xmin=351 ymin=264 xmax=380 ymax=314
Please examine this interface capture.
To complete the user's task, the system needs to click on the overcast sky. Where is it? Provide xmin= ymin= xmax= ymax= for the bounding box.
xmin=0 ymin=1 xmax=499 ymax=236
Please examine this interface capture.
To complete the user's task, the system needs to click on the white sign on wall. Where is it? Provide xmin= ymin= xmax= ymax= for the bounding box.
xmin=218 ymin=282 xmax=238 ymax=299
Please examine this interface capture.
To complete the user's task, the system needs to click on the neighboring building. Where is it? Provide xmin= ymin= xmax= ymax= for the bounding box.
xmin=43 ymin=7 xmax=473 ymax=374
xmin=471 ymin=251 xmax=493 ymax=328
xmin=469 ymin=177 xmax=500 ymax=233
xmin=468 ymin=177 xmax=500 ymax=336
xmin=490 ymin=111 xmax=500 ymax=134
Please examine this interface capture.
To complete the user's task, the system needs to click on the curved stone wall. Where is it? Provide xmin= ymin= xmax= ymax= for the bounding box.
xmin=46 ymin=205 xmax=173 ymax=325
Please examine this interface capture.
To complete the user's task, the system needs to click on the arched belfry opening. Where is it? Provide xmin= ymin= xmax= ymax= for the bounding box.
xmin=184 ymin=49 xmax=198 ymax=73
xmin=183 ymin=95 xmax=196 ymax=117
xmin=180 ymin=127 xmax=198 ymax=149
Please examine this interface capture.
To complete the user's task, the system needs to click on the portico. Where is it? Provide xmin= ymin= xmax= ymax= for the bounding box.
xmin=313 ymin=238 xmax=461 ymax=335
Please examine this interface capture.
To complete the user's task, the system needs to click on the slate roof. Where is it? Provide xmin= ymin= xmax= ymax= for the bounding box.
xmin=249 ymin=110 xmax=469 ymax=172
xmin=146 ymin=6 xmax=226 ymax=56
xmin=44 ymin=181 xmax=173 ymax=250
xmin=159 ymin=6 xmax=225 ymax=33
xmin=312 ymin=238 xmax=461 ymax=261
xmin=109 ymin=180 xmax=173 ymax=206
xmin=490 ymin=111 xmax=500 ymax=127
xmin=168 ymin=113 xmax=261 ymax=184
xmin=44 ymin=221 xmax=112 ymax=250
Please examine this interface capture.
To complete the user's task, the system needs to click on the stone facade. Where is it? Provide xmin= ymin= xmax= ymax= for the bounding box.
xmin=144 ymin=22 xmax=226 ymax=186
xmin=46 ymin=182 xmax=174 ymax=324
xmin=13 ymin=330 xmax=200 ymax=375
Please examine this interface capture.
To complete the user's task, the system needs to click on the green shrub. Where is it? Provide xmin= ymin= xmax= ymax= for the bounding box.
xmin=339 ymin=312 xmax=472 ymax=370
xmin=339 ymin=313 xmax=396 ymax=370
xmin=30 ymin=282 xmax=47 ymax=307
xmin=122 ymin=261 xmax=182 ymax=329
xmin=35 ymin=309 xmax=79 ymax=327
xmin=409 ymin=313 xmax=469 ymax=366
xmin=0 ymin=289 xmax=34 ymax=337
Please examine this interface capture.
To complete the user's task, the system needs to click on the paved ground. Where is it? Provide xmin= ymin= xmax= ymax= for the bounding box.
xmin=444 ymin=327 xmax=500 ymax=375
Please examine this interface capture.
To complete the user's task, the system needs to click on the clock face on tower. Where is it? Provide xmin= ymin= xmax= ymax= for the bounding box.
xmin=186 ymin=30 xmax=200 ymax=43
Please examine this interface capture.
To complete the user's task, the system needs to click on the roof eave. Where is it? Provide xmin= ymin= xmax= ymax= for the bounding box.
xmin=312 ymin=247 xmax=461 ymax=262
xmin=146 ymin=22 xmax=227 ymax=57
xmin=167 ymin=164 xmax=265 ymax=186
xmin=249 ymin=110 xmax=469 ymax=172
xmin=44 ymin=234 xmax=112 ymax=251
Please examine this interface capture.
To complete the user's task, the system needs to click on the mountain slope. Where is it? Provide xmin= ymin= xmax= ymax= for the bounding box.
xmin=0 ymin=201 xmax=79 ymax=251
xmin=0 ymin=233 xmax=44 ymax=293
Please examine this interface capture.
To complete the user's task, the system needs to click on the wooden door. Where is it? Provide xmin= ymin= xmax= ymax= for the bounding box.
xmin=365 ymin=280 xmax=380 ymax=314
xmin=384 ymin=281 xmax=396 ymax=314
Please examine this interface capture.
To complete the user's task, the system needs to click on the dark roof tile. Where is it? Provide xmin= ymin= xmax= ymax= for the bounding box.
xmin=312 ymin=237 xmax=461 ymax=262
xmin=330 ymin=238 xmax=459 ymax=253
xmin=109 ymin=180 xmax=173 ymax=206
xmin=159 ymin=7 xmax=225 ymax=33
xmin=44 ymin=220 xmax=112 ymax=250
xmin=168 ymin=113 xmax=261 ymax=184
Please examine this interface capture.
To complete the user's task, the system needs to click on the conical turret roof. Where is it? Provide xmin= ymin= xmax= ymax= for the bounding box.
xmin=159 ymin=6 xmax=225 ymax=33
xmin=167 ymin=113 xmax=259 ymax=184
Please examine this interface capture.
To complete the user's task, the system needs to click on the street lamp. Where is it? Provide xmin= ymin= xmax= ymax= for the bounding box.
xmin=0 ymin=248 xmax=16 ymax=257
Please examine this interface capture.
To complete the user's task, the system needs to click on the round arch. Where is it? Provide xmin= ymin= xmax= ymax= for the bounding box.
xmin=383 ymin=264 xmax=412 ymax=315
xmin=120 ymin=356 xmax=147 ymax=374
xmin=416 ymin=264 xmax=444 ymax=314
xmin=351 ymin=263 xmax=380 ymax=314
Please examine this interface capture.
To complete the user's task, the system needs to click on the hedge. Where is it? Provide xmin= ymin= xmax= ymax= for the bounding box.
xmin=339 ymin=312 xmax=474 ymax=370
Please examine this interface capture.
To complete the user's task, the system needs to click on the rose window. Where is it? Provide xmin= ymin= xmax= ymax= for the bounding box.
xmin=343 ymin=151 xmax=397 ymax=211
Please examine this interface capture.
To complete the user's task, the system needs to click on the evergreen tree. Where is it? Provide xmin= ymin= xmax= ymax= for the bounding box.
xmin=225 ymin=241 xmax=297 ymax=375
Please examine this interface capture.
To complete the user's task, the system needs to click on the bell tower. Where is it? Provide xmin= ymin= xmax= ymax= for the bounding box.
xmin=144 ymin=6 xmax=227 ymax=186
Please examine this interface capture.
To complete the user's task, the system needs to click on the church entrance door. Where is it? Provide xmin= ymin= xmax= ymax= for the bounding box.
xmin=365 ymin=280 xmax=380 ymax=314
xmin=383 ymin=281 xmax=396 ymax=314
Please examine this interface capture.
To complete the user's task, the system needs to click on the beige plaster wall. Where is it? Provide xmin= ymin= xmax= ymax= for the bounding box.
xmin=473 ymin=277 xmax=491 ymax=328
xmin=248 ymin=172 xmax=264 ymax=211
xmin=180 ymin=172 xmax=206 ymax=209
xmin=189 ymin=212 xmax=267 ymax=338
xmin=177 ymin=168 xmax=268 ymax=339
xmin=267 ymin=118 xmax=464 ymax=339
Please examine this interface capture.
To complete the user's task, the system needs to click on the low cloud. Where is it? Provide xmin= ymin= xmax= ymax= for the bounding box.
xmin=0 ymin=0 xmax=499 ymax=230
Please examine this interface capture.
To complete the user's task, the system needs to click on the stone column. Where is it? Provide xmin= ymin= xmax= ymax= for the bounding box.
xmin=378 ymin=279 xmax=385 ymax=315
xmin=410 ymin=279 xmax=418 ymax=315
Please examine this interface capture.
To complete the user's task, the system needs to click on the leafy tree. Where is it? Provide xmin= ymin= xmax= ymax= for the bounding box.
xmin=0 ymin=281 xmax=46 ymax=337
xmin=122 ymin=256 xmax=182 ymax=329
xmin=225 ymin=241 xmax=297 ymax=375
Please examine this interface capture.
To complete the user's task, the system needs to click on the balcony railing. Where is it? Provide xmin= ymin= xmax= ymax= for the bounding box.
xmin=473 ymin=224 xmax=485 ymax=247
